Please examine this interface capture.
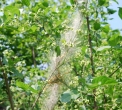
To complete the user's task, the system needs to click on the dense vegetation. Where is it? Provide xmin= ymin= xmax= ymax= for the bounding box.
xmin=0 ymin=0 xmax=122 ymax=110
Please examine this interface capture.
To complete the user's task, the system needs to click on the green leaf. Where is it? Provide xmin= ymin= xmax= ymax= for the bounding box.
xmin=70 ymin=0 xmax=75 ymax=5
xmin=55 ymin=46 xmax=61 ymax=56
xmin=105 ymin=86 xmax=114 ymax=96
xmin=3 ymin=57 xmax=8 ymax=65
xmin=60 ymin=93 xmax=71 ymax=103
xmin=0 ymin=80 xmax=4 ymax=89
xmin=29 ymin=87 xmax=38 ymax=93
xmin=92 ymin=76 xmax=117 ymax=85
xmin=11 ymin=68 xmax=23 ymax=79
xmin=119 ymin=57 xmax=122 ymax=63
xmin=42 ymin=1 xmax=49 ymax=7
xmin=108 ymin=35 xmax=120 ymax=46
xmin=81 ymin=46 xmax=87 ymax=54
xmin=94 ymin=22 xmax=101 ymax=30
xmin=113 ymin=0 xmax=119 ymax=4
xmin=102 ymin=24 xmax=110 ymax=33
xmin=16 ymin=81 xmax=37 ymax=93
xmin=1 ymin=25 xmax=18 ymax=36
xmin=71 ymin=89 xmax=79 ymax=99
xmin=55 ymin=32 xmax=61 ymax=38
xmin=0 ymin=18 xmax=2 ymax=25
xmin=81 ymin=105 xmax=86 ymax=110
xmin=4 ymin=5 xmax=20 ymax=22
xmin=30 ymin=25 xmax=37 ymax=32
xmin=88 ymin=76 xmax=117 ymax=89
xmin=21 ymin=0 xmax=30 ymax=7
xmin=60 ymin=89 xmax=79 ymax=103
xmin=4 ymin=5 xmax=20 ymax=15
xmin=107 ymin=8 xmax=116 ymax=14
xmin=98 ymin=0 xmax=106 ymax=6
xmin=118 ymin=7 xmax=122 ymax=19
xmin=16 ymin=81 xmax=29 ymax=90
xmin=32 ymin=5 xmax=40 ymax=12
xmin=97 ymin=46 xmax=111 ymax=51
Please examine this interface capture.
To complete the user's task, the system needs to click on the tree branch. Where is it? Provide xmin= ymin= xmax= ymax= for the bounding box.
xmin=86 ymin=16 xmax=95 ymax=76
xmin=109 ymin=64 xmax=122 ymax=77
xmin=86 ymin=16 xmax=97 ymax=110
xmin=0 ymin=59 xmax=14 ymax=110
xmin=31 ymin=47 xmax=36 ymax=67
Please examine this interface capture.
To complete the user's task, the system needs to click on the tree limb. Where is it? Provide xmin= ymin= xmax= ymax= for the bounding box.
xmin=109 ymin=64 xmax=122 ymax=77
xmin=86 ymin=15 xmax=97 ymax=110
xmin=0 ymin=59 xmax=14 ymax=110
xmin=86 ymin=16 xmax=95 ymax=76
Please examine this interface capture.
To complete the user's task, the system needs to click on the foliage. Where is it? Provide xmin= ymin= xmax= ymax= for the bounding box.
xmin=0 ymin=0 xmax=122 ymax=110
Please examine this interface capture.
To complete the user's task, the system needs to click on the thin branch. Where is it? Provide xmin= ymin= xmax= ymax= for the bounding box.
xmin=55 ymin=74 xmax=70 ymax=89
xmin=109 ymin=64 xmax=122 ymax=77
xmin=93 ymin=89 xmax=98 ymax=110
xmin=32 ymin=47 xmax=36 ymax=67
xmin=86 ymin=17 xmax=97 ymax=110
xmin=0 ymin=60 xmax=14 ymax=110
xmin=73 ymin=66 xmax=79 ymax=76
xmin=86 ymin=16 xmax=95 ymax=76
xmin=3 ymin=72 xmax=14 ymax=110
xmin=103 ymin=89 xmax=107 ymax=103
xmin=31 ymin=81 xmax=47 ymax=110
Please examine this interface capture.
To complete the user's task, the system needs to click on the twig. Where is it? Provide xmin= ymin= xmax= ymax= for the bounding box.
xmin=55 ymin=74 xmax=70 ymax=89
xmin=31 ymin=81 xmax=47 ymax=110
xmin=109 ymin=64 xmax=122 ymax=77
xmin=0 ymin=60 xmax=14 ymax=110
xmin=32 ymin=47 xmax=36 ymax=67
xmin=103 ymin=89 xmax=107 ymax=103
xmin=93 ymin=89 xmax=97 ymax=110
xmin=31 ymin=69 xmax=58 ymax=109
xmin=86 ymin=16 xmax=95 ymax=76
xmin=86 ymin=17 xmax=97 ymax=110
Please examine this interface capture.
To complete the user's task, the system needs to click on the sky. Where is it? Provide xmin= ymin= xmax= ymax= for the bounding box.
xmin=108 ymin=0 xmax=122 ymax=30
